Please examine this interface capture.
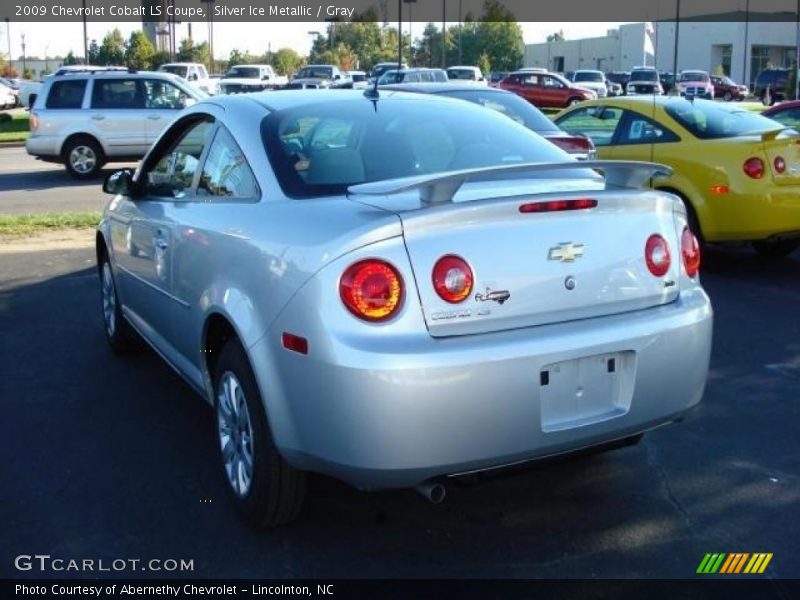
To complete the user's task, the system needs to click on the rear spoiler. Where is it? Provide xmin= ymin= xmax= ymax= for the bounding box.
xmin=348 ymin=160 xmax=672 ymax=205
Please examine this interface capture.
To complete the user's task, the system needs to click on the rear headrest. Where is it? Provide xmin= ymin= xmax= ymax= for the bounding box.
xmin=306 ymin=148 xmax=365 ymax=185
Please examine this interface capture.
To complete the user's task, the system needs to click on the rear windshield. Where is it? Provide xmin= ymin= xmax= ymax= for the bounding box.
xmin=295 ymin=67 xmax=333 ymax=80
xmin=574 ymin=72 xmax=603 ymax=82
xmin=262 ymin=97 xmax=578 ymax=198
xmin=226 ymin=67 xmax=260 ymax=79
xmin=447 ymin=68 xmax=478 ymax=80
xmin=665 ymin=99 xmax=783 ymax=139
xmin=438 ymin=89 xmax=560 ymax=133
xmin=351 ymin=73 xmax=366 ymax=82
xmin=679 ymin=72 xmax=709 ymax=82
xmin=630 ymin=70 xmax=658 ymax=82
xmin=160 ymin=65 xmax=188 ymax=78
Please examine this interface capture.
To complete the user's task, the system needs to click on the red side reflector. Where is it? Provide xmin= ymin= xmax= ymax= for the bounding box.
xmin=282 ymin=333 xmax=308 ymax=355
xmin=709 ymin=184 xmax=730 ymax=195
xmin=519 ymin=199 xmax=598 ymax=213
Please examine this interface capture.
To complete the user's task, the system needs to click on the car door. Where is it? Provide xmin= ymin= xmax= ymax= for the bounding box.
xmin=169 ymin=124 xmax=261 ymax=367
xmin=541 ymin=75 xmax=567 ymax=107
xmin=89 ymin=78 xmax=149 ymax=156
xmin=110 ymin=117 xmax=215 ymax=356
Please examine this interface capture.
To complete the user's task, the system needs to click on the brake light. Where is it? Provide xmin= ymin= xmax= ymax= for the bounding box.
xmin=29 ymin=112 xmax=39 ymax=131
xmin=340 ymin=259 xmax=404 ymax=321
xmin=432 ymin=255 xmax=473 ymax=303
xmin=645 ymin=234 xmax=671 ymax=277
xmin=681 ymin=227 xmax=701 ymax=278
xmin=774 ymin=156 xmax=786 ymax=174
xmin=549 ymin=135 xmax=594 ymax=157
xmin=519 ymin=199 xmax=597 ymax=213
xmin=743 ymin=157 xmax=765 ymax=179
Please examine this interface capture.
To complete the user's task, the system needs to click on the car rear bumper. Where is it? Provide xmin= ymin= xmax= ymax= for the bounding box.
xmin=257 ymin=288 xmax=712 ymax=489
xmin=25 ymin=134 xmax=62 ymax=158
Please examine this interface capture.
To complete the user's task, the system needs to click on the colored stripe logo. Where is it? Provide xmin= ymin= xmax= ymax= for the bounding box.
xmin=696 ymin=553 xmax=772 ymax=574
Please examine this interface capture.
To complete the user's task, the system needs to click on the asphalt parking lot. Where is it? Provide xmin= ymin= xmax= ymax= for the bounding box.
xmin=0 ymin=238 xmax=797 ymax=580
xmin=0 ymin=146 xmax=134 ymax=214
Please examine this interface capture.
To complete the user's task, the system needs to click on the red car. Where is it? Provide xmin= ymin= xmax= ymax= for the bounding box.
xmin=499 ymin=70 xmax=595 ymax=109
xmin=762 ymin=100 xmax=800 ymax=127
xmin=710 ymin=75 xmax=748 ymax=101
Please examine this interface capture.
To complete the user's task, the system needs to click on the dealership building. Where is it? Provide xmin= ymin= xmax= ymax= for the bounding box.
xmin=525 ymin=22 xmax=798 ymax=86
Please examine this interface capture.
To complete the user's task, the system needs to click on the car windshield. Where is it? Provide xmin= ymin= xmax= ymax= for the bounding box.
xmin=160 ymin=65 xmax=189 ymax=78
xmin=665 ymin=99 xmax=783 ymax=139
xmin=447 ymin=68 xmax=478 ymax=80
xmin=630 ymin=70 xmax=658 ymax=82
xmin=680 ymin=72 xmax=709 ymax=82
xmin=574 ymin=72 xmax=603 ymax=82
xmin=262 ymin=97 xmax=585 ymax=198
xmin=378 ymin=71 xmax=403 ymax=84
xmin=226 ymin=67 xmax=260 ymax=79
xmin=295 ymin=67 xmax=333 ymax=80
xmin=351 ymin=73 xmax=366 ymax=82
xmin=438 ymin=90 xmax=560 ymax=133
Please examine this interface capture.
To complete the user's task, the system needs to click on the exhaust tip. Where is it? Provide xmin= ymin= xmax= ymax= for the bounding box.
xmin=415 ymin=482 xmax=446 ymax=504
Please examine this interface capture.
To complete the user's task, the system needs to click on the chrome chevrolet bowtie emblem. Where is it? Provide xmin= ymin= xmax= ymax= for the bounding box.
xmin=548 ymin=242 xmax=585 ymax=263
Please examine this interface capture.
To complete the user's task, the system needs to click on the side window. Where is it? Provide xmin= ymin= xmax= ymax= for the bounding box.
xmin=143 ymin=79 xmax=188 ymax=109
xmin=198 ymin=66 xmax=208 ymax=79
xmin=557 ymin=106 xmax=624 ymax=147
xmin=45 ymin=80 xmax=87 ymax=109
xmin=618 ymin=112 xmax=680 ymax=145
xmin=197 ymin=127 xmax=259 ymax=199
xmin=543 ymin=76 xmax=564 ymax=89
xmin=145 ymin=120 xmax=214 ymax=198
xmin=91 ymin=79 xmax=144 ymax=109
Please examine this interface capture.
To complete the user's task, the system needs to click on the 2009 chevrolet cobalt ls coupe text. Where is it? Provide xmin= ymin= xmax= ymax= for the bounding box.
xmin=97 ymin=90 xmax=713 ymax=527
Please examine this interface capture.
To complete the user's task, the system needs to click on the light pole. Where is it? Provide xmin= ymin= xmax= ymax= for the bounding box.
xmin=200 ymin=0 xmax=216 ymax=72
xmin=4 ymin=18 xmax=10 ymax=73
xmin=795 ymin=0 xmax=799 ymax=99
xmin=441 ymin=0 xmax=446 ymax=68
xmin=458 ymin=0 xmax=462 ymax=65
xmin=743 ymin=0 xmax=750 ymax=87
xmin=397 ymin=0 xmax=402 ymax=67
xmin=21 ymin=32 xmax=26 ymax=77
xmin=672 ymin=0 xmax=680 ymax=90
xmin=81 ymin=0 xmax=88 ymax=64
xmin=403 ymin=0 xmax=416 ymax=65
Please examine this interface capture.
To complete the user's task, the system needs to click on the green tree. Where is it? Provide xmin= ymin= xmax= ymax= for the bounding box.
xmin=176 ymin=38 xmax=196 ymax=62
xmin=227 ymin=49 xmax=258 ymax=70
xmin=22 ymin=67 xmax=33 ymax=80
xmin=546 ymin=30 xmax=565 ymax=43
xmin=62 ymin=51 xmax=79 ymax=66
xmin=125 ymin=31 xmax=155 ymax=70
xmin=96 ymin=29 xmax=126 ymax=66
xmin=271 ymin=47 xmax=303 ymax=76
xmin=151 ymin=50 xmax=171 ymax=70
xmin=87 ymin=40 xmax=100 ymax=65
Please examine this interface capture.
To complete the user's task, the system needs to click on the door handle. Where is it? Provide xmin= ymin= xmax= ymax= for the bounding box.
xmin=155 ymin=238 xmax=168 ymax=250
xmin=91 ymin=114 xmax=105 ymax=121
xmin=147 ymin=114 xmax=161 ymax=120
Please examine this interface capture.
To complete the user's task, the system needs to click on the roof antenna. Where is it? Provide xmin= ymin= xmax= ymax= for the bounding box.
xmin=364 ymin=73 xmax=379 ymax=100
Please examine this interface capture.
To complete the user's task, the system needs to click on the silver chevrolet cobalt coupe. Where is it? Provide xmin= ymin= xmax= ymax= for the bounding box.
xmin=98 ymin=90 xmax=713 ymax=527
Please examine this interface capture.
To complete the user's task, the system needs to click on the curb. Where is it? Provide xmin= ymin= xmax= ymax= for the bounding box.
xmin=0 ymin=140 xmax=26 ymax=148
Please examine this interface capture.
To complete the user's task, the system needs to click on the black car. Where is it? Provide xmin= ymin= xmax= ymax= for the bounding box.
xmin=753 ymin=67 xmax=789 ymax=105
xmin=605 ymin=71 xmax=630 ymax=91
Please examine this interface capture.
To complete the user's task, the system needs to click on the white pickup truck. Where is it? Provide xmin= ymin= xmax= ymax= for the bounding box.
xmin=219 ymin=64 xmax=288 ymax=94
xmin=159 ymin=63 xmax=218 ymax=95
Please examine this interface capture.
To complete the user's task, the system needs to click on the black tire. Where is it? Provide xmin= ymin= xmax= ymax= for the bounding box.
xmin=98 ymin=249 xmax=141 ymax=354
xmin=214 ymin=339 xmax=306 ymax=528
xmin=63 ymin=136 xmax=105 ymax=179
xmin=567 ymin=97 xmax=581 ymax=107
xmin=752 ymin=239 xmax=800 ymax=259
xmin=723 ymin=91 xmax=732 ymax=101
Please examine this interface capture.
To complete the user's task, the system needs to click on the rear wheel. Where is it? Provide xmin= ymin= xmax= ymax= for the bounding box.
xmin=214 ymin=340 xmax=306 ymax=528
xmin=64 ymin=136 xmax=105 ymax=179
xmin=567 ymin=97 xmax=581 ymax=107
xmin=723 ymin=91 xmax=732 ymax=101
xmin=752 ymin=239 xmax=800 ymax=259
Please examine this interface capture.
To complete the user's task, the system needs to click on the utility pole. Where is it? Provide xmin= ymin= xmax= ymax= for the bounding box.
xmin=21 ymin=32 xmax=26 ymax=76
xmin=397 ymin=0 xmax=402 ymax=67
xmin=672 ymin=0 xmax=680 ymax=89
xmin=743 ymin=0 xmax=750 ymax=88
xmin=4 ymin=18 xmax=10 ymax=73
xmin=441 ymin=0 xmax=446 ymax=68
xmin=795 ymin=0 xmax=799 ymax=99
xmin=458 ymin=0 xmax=462 ymax=65
xmin=81 ymin=0 xmax=88 ymax=64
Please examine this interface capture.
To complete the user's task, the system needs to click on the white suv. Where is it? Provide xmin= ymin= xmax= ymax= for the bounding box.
xmin=26 ymin=69 xmax=206 ymax=178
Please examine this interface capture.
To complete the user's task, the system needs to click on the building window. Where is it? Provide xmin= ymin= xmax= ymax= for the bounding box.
xmin=751 ymin=46 xmax=771 ymax=86
xmin=720 ymin=45 xmax=732 ymax=76
xmin=552 ymin=56 xmax=564 ymax=72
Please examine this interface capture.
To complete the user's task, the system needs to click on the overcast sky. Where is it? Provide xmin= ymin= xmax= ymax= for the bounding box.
xmin=2 ymin=21 xmax=629 ymax=60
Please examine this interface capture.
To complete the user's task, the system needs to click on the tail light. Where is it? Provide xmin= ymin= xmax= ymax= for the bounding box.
xmin=743 ymin=157 xmax=765 ymax=179
xmin=520 ymin=198 xmax=597 ymax=213
xmin=340 ymin=259 xmax=403 ymax=322
xmin=432 ymin=255 xmax=473 ymax=303
xmin=681 ymin=227 xmax=701 ymax=277
xmin=645 ymin=234 xmax=671 ymax=277
xmin=550 ymin=135 xmax=595 ymax=158
xmin=774 ymin=156 xmax=786 ymax=174
xmin=29 ymin=112 xmax=39 ymax=131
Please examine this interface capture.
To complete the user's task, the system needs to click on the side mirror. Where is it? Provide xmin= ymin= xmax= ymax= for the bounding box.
xmin=334 ymin=74 xmax=341 ymax=80
xmin=103 ymin=169 xmax=134 ymax=196
xmin=28 ymin=93 xmax=37 ymax=108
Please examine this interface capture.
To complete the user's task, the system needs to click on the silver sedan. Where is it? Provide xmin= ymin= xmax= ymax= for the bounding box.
xmin=97 ymin=90 xmax=713 ymax=527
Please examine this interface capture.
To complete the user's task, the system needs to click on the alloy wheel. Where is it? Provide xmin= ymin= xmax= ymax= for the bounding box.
xmin=217 ymin=371 xmax=255 ymax=498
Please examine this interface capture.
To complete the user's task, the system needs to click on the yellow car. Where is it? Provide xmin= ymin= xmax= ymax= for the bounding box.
xmin=555 ymin=96 xmax=800 ymax=257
